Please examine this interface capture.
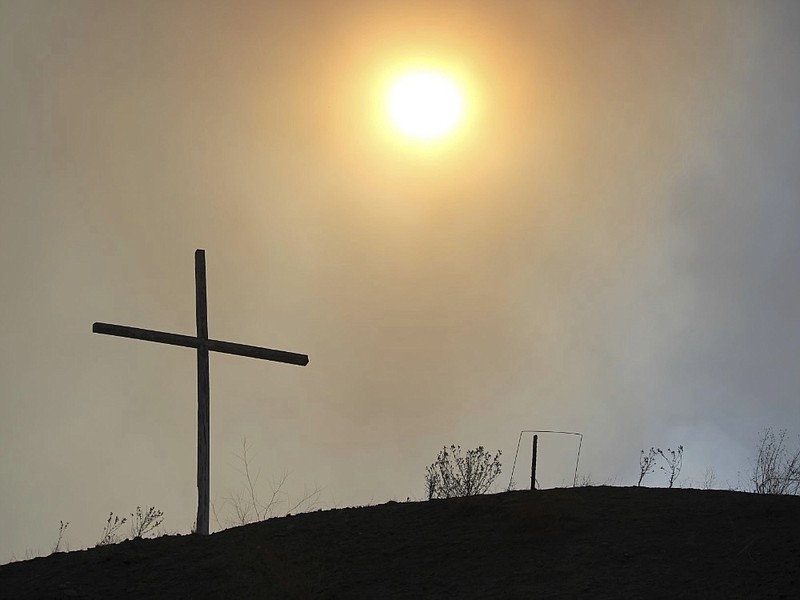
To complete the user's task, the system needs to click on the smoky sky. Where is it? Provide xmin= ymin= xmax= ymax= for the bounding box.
xmin=1 ymin=0 xmax=799 ymax=560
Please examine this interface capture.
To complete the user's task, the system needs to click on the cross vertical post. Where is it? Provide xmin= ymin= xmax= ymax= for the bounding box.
xmin=195 ymin=249 xmax=210 ymax=536
xmin=530 ymin=434 xmax=538 ymax=491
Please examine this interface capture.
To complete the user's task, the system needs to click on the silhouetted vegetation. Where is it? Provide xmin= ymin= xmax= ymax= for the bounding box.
xmin=129 ymin=506 xmax=164 ymax=539
xmin=94 ymin=507 xmax=162 ymax=546
xmin=658 ymin=446 xmax=684 ymax=488
xmin=97 ymin=512 xmax=126 ymax=546
xmin=50 ymin=520 xmax=68 ymax=554
xmin=425 ymin=445 xmax=502 ymax=499
xmin=638 ymin=448 xmax=658 ymax=486
xmin=750 ymin=427 xmax=800 ymax=495
xmin=638 ymin=445 xmax=684 ymax=487
xmin=211 ymin=436 xmax=322 ymax=529
xmin=701 ymin=467 xmax=718 ymax=489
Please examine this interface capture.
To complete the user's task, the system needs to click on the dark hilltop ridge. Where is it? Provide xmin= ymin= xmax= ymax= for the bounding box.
xmin=1 ymin=486 xmax=798 ymax=599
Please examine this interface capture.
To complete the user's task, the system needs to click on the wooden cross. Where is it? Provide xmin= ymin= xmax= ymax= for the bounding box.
xmin=93 ymin=249 xmax=308 ymax=535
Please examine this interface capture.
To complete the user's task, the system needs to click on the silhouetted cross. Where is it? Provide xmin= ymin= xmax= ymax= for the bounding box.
xmin=93 ymin=249 xmax=308 ymax=535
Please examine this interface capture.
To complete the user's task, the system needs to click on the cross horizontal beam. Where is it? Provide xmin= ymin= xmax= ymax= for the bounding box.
xmin=93 ymin=322 xmax=309 ymax=366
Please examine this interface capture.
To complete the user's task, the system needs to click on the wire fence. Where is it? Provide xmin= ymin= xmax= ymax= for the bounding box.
xmin=507 ymin=430 xmax=584 ymax=491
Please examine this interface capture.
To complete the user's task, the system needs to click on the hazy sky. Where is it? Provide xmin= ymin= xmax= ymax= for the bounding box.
xmin=2 ymin=0 xmax=799 ymax=561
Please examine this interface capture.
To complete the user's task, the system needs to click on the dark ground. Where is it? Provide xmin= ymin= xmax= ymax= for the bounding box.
xmin=1 ymin=486 xmax=798 ymax=599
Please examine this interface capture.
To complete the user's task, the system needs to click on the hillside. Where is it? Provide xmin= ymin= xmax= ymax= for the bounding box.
xmin=1 ymin=486 xmax=798 ymax=599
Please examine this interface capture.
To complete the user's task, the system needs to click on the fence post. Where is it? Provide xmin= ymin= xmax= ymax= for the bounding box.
xmin=531 ymin=434 xmax=538 ymax=490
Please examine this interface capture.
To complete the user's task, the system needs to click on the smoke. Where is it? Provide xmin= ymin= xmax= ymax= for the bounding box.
xmin=1 ymin=0 xmax=799 ymax=560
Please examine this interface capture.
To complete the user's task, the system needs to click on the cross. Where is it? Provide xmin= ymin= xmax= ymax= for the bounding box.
xmin=93 ymin=249 xmax=308 ymax=535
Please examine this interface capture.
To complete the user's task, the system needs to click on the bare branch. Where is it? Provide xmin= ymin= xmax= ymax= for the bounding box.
xmin=129 ymin=506 xmax=164 ymax=539
xmin=657 ymin=446 xmax=684 ymax=488
xmin=97 ymin=512 xmax=127 ymax=546
xmin=750 ymin=428 xmax=800 ymax=495
xmin=637 ymin=448 xmax=658 ymax=487
xmin=50 ymin=521 xmax=69 ymax=554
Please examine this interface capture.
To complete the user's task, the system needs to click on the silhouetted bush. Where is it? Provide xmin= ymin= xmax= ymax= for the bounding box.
xmin=657 ymin=446 xmax=684 ymax=488
xmin=97 ymin=512 xmax=126 ymax=546
xmin=638 ymin=448 xmax=658 ymax=486
xmin=93 ymin=507 xmax=162 ymax=545
xmin=425 ymin=445 xmax=502 ymax=499
xmin=129 ymin=506 xmax=164 ymax=539
xmin=637 ymin=446 xmax=684 ymax=487
xmin=750 ymin=427 xmax=800 ymax=495
xmin=50 ymin=521 xmax=68 ymax=554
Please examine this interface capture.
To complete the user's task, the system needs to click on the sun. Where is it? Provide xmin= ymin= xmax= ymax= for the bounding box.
xmin=386 ymin=70 xmax=465 ymax=141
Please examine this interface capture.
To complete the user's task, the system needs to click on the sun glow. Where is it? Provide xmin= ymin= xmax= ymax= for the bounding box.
xmin=386 ymin=70 xmax=465 ymax=141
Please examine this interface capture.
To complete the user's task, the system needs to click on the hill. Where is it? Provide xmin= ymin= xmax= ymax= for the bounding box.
xmin=1 ymin=486 xmax=798 ymax=599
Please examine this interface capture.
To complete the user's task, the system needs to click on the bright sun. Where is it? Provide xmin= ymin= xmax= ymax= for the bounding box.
xmin=386 ymin=70 xmax=465 ymax=141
